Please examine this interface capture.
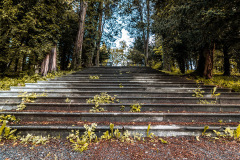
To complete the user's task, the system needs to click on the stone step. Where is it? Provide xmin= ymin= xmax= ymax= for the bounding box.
xmin=2 ymin=111 xmax=240 ymax=123
xmin=1 ymin=91 xmax=238 ymax=97
xmin=1 ymin=96 xmax=240 ymax=104
xmin=39 ymin=81 xmax=203 ymax=85
xmin=25 ymin=82 xmax=208 ymax=87
xmin=2 ymin=103 xmax=240 ymax=112
xmin=7 ymin=124 xmax=238 ymax=137
xmin=9 ymin=86 xmax=232 ymax=93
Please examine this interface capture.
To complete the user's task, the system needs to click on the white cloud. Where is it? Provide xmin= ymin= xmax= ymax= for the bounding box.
xmin=114 ymin=29 xmax=134 ymax=48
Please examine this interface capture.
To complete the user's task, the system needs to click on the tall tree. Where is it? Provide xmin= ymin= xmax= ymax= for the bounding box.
xmin=72 ymin=0 xmax=88 ymax=70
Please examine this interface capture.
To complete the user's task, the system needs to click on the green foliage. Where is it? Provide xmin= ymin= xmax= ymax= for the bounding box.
xmin=0 ymin=120 xmax=18 ymax=142
xmin=20 ymin=134 xmax=49 ymax=145
xmin=127 ymin=49 xmax=145 ymax=65
xmin=0 ymin=114 xmax=17 ymax=123
xmin=0 ymin=71 xmax=73 ymax=91
xmin=203 ymin=124 xmax=240 ymax=140
xmin=146 ymin=124 xmax=155 ymax=138
xmin=17 ymin=92 xmax=47 ymax=111
xmin=192 ymin=87 xmax=205 ymax=98
xmin=130 ymin=103 xmax=142 ymax=112
xmin=0 ymin=0 xmax=73 ymax=73
xmin=192 ymin=86 xmax=221 ymax=104
xmin=67 ymin=123 xmax=97 ymax=152
xmin=234 ymin=124 xmax=240 ymax=139
xmin=133 ymin=132 xmax=143 ymax=141
xmin=120 ymin=105 xmax=125 ymax=112
xmin=119 ymin=83 xmax=124 ymax=88
xmin=65 ymin=98 xmax=71 ymax=103
xmin=87 ymin=93 xmax=118 ymax=112
xmin=89 ymin=75 xmax=100 ymax=79
xmin=195 ymin=76 xmax=240 ymax=92
xmin=202 ymin=126 xmax=209 ymax=136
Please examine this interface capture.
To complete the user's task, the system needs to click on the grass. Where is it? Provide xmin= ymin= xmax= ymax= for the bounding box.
xmin=0 ymin=71 xmax=73 ymax=91
xmin=159 ymin=69 xmax=240 ymax=92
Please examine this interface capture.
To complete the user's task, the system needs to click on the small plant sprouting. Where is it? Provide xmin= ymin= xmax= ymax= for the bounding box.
xmin=202 ymin=126 xmax=209 ymax=136
xmin=203 ymin=124 xmax=240 ymax=141
xmin=146 ymin=124 xmax=155 ymax=138
xmin=119 ymin=83 xmax=124 ymax=88
xmin=192 ymin=85 xmax=205 ymax=98
xmin=159 ymin=138 xmax=168 ymax=144
xmin=89 ymin=75 xmax=100 ymax=79
xmin=65 ymin=98 xmax=71 ymax=103
xmin=87 ymin=93 xmax=118 ymax=112
xmin=20 ymin=134 xmax=50 ymax=145
xmin=67 ymin=123 xmax=97 ymax=152
xmin=192 ymin=86 xmax=220 ymax=104
xmin=130 ymin=103 xmax=142 ymax=112
xmin=0 ymin=114 xmax=17 ymax=123
xmin=120 ymin=105 xmax=125 ymax=111
xmin=0 ymin=120 xmax=18 ymax=142
xmin=133 ymin=132 xmax=143 ymax=141
xmin=17 ymin=92 xmax=47 ymax=111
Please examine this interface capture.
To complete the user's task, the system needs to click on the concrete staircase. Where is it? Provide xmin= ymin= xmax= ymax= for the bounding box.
xmin=1 ymin=67 xmax=240 ymax=137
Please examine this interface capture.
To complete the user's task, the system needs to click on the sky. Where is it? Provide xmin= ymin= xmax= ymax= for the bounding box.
xmin=114 ymin=29 xmax=134 ymax=48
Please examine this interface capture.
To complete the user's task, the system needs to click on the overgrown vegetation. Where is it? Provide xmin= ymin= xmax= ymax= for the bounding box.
xmin=86 ymin=93 xmax=118 ymax=112
xmin=89 ymin=75 xmax=100 ymax=80
xmin=67 ymin=123 xmax=98 ymax=152
xmin=130 ymin=103 xmax=142 ymax=112
xmin=67 ymin=123 xmax=168 ymax=152
xmin=20 ymin=134 xmax=50 ymax=145
xmin=201 ymin=124 xmax=240 ymax=141
xmin=17 ymin=92 xmax=47 ymax=111
xmin=0 ymin=114 xmax=18 ymax=123
xmin=196 ymin=76 xmax=240 ymax=92
xmin=0 ymin=71 xmax=73 ymax=91
xmin=0 ymin=120 xmax=18 ymax=142
xmin=192 ymin=86 xmax=221 ymax=104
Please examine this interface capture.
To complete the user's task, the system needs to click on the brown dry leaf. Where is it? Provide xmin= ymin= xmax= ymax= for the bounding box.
xmin=13 ymin=142 xmax=18 ymax=146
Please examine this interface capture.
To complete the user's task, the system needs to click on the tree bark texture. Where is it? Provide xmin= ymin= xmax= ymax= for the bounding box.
xmin=95 ymin=1 xmax=103 ymax=67
xmin=145 ymin=0 xmax=150 ymax=66
xmin=41 ymin=54 xmax=49 ymax=76
xmin=48 ymin=45 xmax=57 ymax=72
xmin=41 ymin=45 xmax=57 ymax=76
xmin=72 ymin=0 xmax=88 ymax=70
xmin=196 ymin=44 xmax=214 ymax=79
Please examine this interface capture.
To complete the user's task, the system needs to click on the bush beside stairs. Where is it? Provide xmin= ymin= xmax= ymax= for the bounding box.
xmin=1 ymin=67 xmax=240 ymax=137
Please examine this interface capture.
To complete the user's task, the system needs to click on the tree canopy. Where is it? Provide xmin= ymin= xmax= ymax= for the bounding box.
xmin=0 ymin=0 xmax=239 ymax=78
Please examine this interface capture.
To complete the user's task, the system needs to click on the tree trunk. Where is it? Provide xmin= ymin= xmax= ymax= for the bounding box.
xmin=223 ymin=44 xmax=230 ymax=76
xmin=41 ymin=54 xmax=49 ymax=76
xmin=196 ymin=44 xmax=214 ymax=79
xmin=48 ymin=45 xmax=57 ymax=72
xmin=95 ymin=1 xmax=103 ymax=67
xmin=145 ymin=0 xmax=150 ymax=66
xmin=177 ymin=57 xmax=185 ymax=74
xmin=72 ymin=0 xmax=88 ymax=70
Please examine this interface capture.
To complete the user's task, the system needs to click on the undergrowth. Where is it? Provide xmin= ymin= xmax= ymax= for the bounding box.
xmin=67 ymin=123 xmax=168 ymax=152
xmin=159 ymin=69 xmax=240 ymax=92
xmin=192 ymin=86 xmax=221 ymax=104
xmin=200 ymin=124 xmax=240 ymax=141
xmin=0 ymin=120 xmax=18 ymax=142
xmin=86 ymin=93 xmax=119 ymax=112
xmin=17 ymin=92 xmax=47 ymax=111
xmin=20 ymin=134 xmax=50 ymax=145
xmin=195 ymin=76 xmax=240 ymax=92
xmin=0 ymin=71 xmax=73 ymax=91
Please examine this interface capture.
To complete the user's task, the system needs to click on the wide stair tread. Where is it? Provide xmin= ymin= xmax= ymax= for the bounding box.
xmin=1 ymin=67 xmax=239 ymax=137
